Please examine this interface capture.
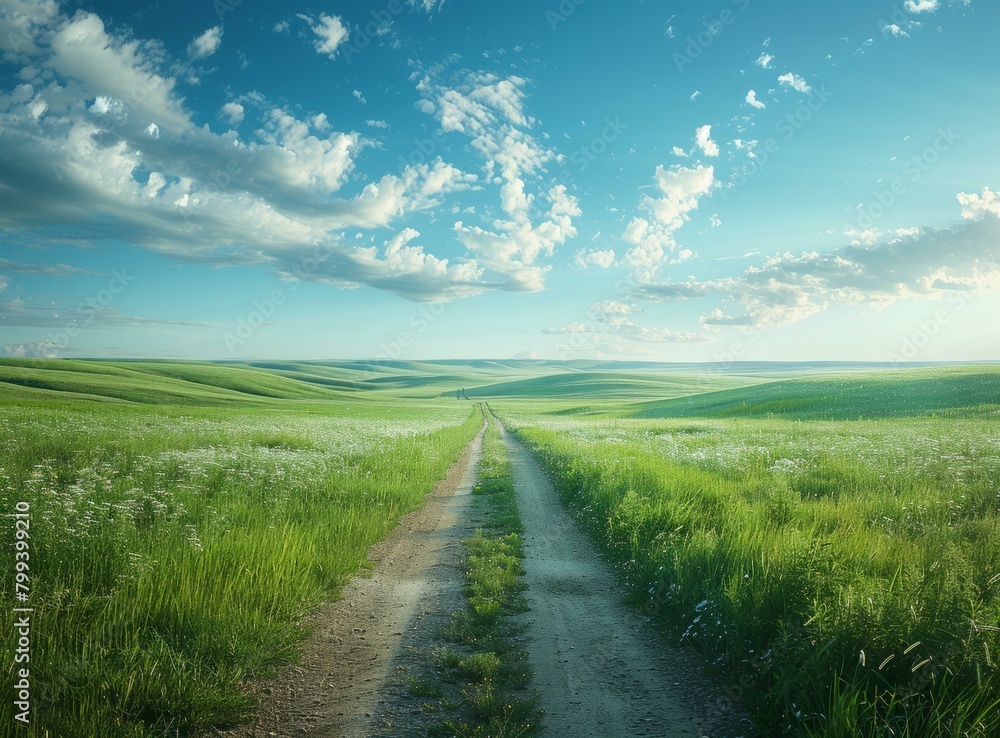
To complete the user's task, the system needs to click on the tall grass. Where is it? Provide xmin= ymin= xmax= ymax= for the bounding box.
xmin=0 ymin=401 xmax=481 ymax=737
xmin=507 ymin=414 xmax=1000 ymax=736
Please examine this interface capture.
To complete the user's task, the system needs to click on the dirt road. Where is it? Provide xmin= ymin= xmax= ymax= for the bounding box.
xmin=219 ymin=420 xmax=741 ymax=737
xmin=501 ymin=426 xmax=737 ymax=737
xmin=218 ymin=424 xmax=485 ymax=738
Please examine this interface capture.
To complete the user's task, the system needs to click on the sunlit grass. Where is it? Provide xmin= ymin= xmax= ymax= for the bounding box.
xmin=0 ymin=398 xmax=481 ymax=737
xmin=506 ymin=411 xmax=1000 ymax=736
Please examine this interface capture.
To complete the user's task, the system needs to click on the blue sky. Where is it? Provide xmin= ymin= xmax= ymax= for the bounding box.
xmin=1 ymin=0 xmax=998 ymax=362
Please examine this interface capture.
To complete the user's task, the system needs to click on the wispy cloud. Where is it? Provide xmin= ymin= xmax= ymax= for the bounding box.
xmin=0 ymin=259 xmax=100 ymax=277
xmin=187 ymin=26 xmax=223 ymax=60
xmin=633 ymin=194 xmax=1000 ymax=329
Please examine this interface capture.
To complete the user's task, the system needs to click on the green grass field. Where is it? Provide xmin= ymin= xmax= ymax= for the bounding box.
xmin=1 ymin=359 xmax=998 ymax=736
xmin=0 ymin=361 xmax=482 ymax=737
xmin=500 ymin=367 xmax=1000 ymax=736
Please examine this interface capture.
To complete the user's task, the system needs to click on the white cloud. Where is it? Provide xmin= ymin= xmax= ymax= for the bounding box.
xmin=883 ymin=24 xmax=910 ymax=38
xmin=957 ymin=187 xmax=1000 ymax=219
xmin=45 ymin=13 xmax=190 ymax=134
xmin=634 ymin=195 xmax=1000 ymax=328
xmin=0 ymin=6 xmax=504 ymax=303
xmin=302 ymin=13 xmax=349 ymax=59
xmin=3 ymin=341 xmax=59 ymax=358
xmin=690 ymin=90 xmax=701 ymax=102
xmin=408 ymin=0 xmax=447 ymax=11
xmin=273 ymin=21 xmax=290 ymax=33
xmin=622 ymin=164 xmax=715 ymax=278
xmin=746 ymin=90 xmax=766 ymax=109
xmin=545 ymin=300 xmax=708 ymax=344
xmin=187 ymin=26 xmax=222 ymax=60
xmin=754 ymin=52 xmax=774 ymax=69
xmin=672 ymin=146 xmax=689 ymax=158
xmin=542 ymin=322 xmax=592 ymax=335
xmin=219 ymin=101 xmax=244 ymax=125
xmin=0 ymin=0 xmax=60 ymax=61
xmin=904 ymin=0 xmax=940 ymax=12
xmin=416 ymin=70 xmax=578 ymax=292
xmin=575 ymin=249 xmax=616 ymax=269
xmin=695 ymin=124 xmax=719 ymax=157
xmin=352 ymin=89 xmax=367 ymax=105
xmin=778 ymin=72 xmax=811 ymax=94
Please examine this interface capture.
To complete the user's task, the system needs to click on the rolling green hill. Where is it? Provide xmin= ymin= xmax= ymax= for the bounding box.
xmin=2 ymin=359 xmax=996 ymax=416
xmin=460 ymin=371 xmax=763 ymax=400
xmin=0 ymin=359 xmax=348 ymax=406
xmin=630 ymin=365 xmax=1000 ymax=420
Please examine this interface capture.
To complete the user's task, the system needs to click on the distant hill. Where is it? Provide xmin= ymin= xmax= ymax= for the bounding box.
xmin=459 ymin=371 xmax=761 ymax=401
xmin=1 ymin=359 xmax=995 ymax=414
xmin=0 ymin=359 xmax=350 ymax=406
xmin=629 ymin=366 xmax=1000 ymax=420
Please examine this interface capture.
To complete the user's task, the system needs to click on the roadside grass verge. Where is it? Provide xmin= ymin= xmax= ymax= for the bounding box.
xmin=507 ymin=415 xmax=1000 ymax=737
xmin=421 ymin=418 xmax=540 ymax=738
xmin=0 ymin=401 xmax=481 ymax=737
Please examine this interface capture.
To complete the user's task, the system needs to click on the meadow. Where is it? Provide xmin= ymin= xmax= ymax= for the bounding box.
xmin=2 ymin=359 xmax=998 ymax=736
xmin=501 ymin=366 xmax=1000 ymax=736
xmin=0 ymin=363 xmax=480 ymax=737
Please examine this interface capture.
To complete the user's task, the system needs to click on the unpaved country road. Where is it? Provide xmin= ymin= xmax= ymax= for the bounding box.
xmin=217 ymin=423 xmax=485 ymax=738
xmin=501 ymin=425 xmax=741 ymax=738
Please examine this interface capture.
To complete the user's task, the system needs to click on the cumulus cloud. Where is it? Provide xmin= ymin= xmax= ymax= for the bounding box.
xmin=957 ymin=186 xmax=1000 ymax=219
xmin=301 ymin=13 xmax=349 ymax=58
xmin=187 ymin=26 xmax=222 ymax=59
xmin=746 ymin=90 xmax=766 ymax=109
xmin=695 ymin=124 xmax=719 ymax=157
xmin=416 ymin=70 xmax=580 ymax=292
xmin=904 ymin=0 xmax=940 ymax=12
xmin=883 ymin=24 xmax=910 ymax=38
xmin=778 ymin=72 xmax=812 ymax=93
xmin=622 ymin=164 xmax=715 ymax=279
xmin=219 ymin=101 xmax=244 ymax=125
xmin=634 ymin=193 xmax=1000 ymax=329
xmin=575 ymin=249 xmax=616 ymax=269
xmin=0 ymin=5 xmax=506 ymax=303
